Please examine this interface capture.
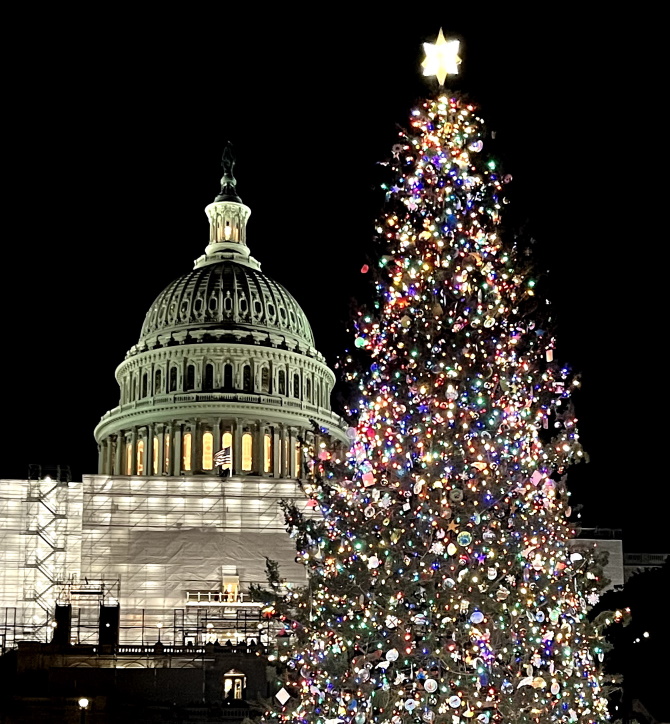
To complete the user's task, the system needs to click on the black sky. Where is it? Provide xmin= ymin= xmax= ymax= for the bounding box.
xmin=1 ymin=11 xmax=666 ymax=550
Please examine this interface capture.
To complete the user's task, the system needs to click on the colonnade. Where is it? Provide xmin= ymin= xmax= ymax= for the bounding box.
xmin=98 ymin=419 xmax=319 ymax=478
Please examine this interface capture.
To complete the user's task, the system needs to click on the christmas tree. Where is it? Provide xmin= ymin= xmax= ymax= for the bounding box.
xmin=263 ymin=33 xmax=621 ymax=724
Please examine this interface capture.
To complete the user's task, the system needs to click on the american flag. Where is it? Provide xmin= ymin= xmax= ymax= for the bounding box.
xmin=214 ymin=446 xmax=232 ymax=467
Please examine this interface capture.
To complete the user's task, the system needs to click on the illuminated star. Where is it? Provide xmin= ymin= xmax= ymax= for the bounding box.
xmin=421 ymin=29 xmax=461 ymax=85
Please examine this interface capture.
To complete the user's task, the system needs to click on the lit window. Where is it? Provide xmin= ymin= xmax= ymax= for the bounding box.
xmin=295 ymin=442 xmax=301 ymax=477
xmin=221 ymin=431 xmax=233 ymax=473
xmin=242 ymin=433 xmax=252 ymax=472
xmin=164 ymin=434 xmax=170 ymax=474
xmin=202 ymin=431 xmax=213 ymax=470
xmin=126 ymin=442 xmax=132 ymax=475
xmin=183 ymin=432 xmax=192 ymax=471
xmin=264 ymin=433 xmax=273 ymax=474
xmin=153 ymin=436 xmax=159 ymax=475
xmin=137 ymin=439 xmax=145 ymax=475
xmin=284 ymin=437 xmax=289 ymax=475
xmin=222 ymin=669 xmax=246 ymax=700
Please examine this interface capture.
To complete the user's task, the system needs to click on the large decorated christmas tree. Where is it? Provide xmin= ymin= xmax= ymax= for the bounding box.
xmin=262 ymin=32 xmax=620 ymax=724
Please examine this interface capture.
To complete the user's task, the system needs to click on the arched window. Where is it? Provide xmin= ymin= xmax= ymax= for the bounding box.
xmin=261 ymin=367 xmax=270 ymax=393
xmin=131 ymin=377 xmax=137 ymax=400
xmin=155 ymin=369 xmax=162 ymax=395
xmin=183 ymin=432 xmax=192 ymax=471
xmin=152 ymin=436 xmax=159 ymax=475
xmin=242 ymin=432 xmax=252 ymax=472
xmin=136 ymin=439 xmax=145 ymax=475
xmin=306 ymin=378 xmax=311 ymax=402
xmin=169 ymin=366 xmax=178 ymax=392
xmin=264 ymin=432 xmax=273 ymax=474
xmin=202 ymin=431 xmax=213 ymax=470
xmin=293 ymin=374 xmax=300 ymax=399
xmin=186 ymin=364 xmax=195 ymax=391
xmin=126 ymin=441 xmax=132 ymax=475
xmin=223 ymin=364 xmax=233 ymax=390
xmin=164 ymin=434 xmax=170 ymax=474
xmin=141 ymin=373 xmax=148 ymax=398
xmin=204 ymin=364 xmax=214 ymax=392
xmin=221 ymin=431 xmax=233 ymax=474
xmin=242 ymin=364 xmax=252 ymax=392
xmin=278 ymin=370 xmax=286 ymax=395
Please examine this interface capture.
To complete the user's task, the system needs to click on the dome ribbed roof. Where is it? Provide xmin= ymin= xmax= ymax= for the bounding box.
xmin=138 ymin=260 xmax=315 ymax=349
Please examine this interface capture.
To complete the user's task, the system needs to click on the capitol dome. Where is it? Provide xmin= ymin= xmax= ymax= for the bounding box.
xmin=134 ymin=259 xmax=315 ymax=355
xmin=94 ymin=144 xmax=347 ymax=478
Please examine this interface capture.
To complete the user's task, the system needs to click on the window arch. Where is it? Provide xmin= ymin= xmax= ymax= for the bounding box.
xmin=263 ymin=432 xmax=273 ymax=474
xmin=221 ymin=431 xmax=233 ymax=473
xmin=202 ymin=431 xmax=213 ymax=470
xmin=155 ymin=369 xmax=162 ymax=395
xmin=278 ymin=370 xmax=286 ymax=395
xmin=293 ymin=373 xmax=300 ymax=399
xmin=204 ymin=364 xmax=214 ymax=392
xmin=186 ymin=364 xmax=195 ymax=391
xmin=242 ymin=432 xmax=253 ymax=472
xmin=242 ymin=364 xmax=252 ymax=392
xmin=164 ymin=434 xmax=170 ymax=474
xmin=223 ymin=363 xmax=233 ymax=390
xmin=183 ymin=432 xmax=192 ymax=471
xmin=169 ymin=366 xmax=178 ymax=392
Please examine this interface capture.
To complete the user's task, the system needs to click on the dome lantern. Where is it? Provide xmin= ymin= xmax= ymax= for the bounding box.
xmin=195 ymin=142 xmax=257 ymax=271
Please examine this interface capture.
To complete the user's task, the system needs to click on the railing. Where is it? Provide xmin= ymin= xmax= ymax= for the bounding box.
xmin=185 ymin=591 xmax=261 ymax=605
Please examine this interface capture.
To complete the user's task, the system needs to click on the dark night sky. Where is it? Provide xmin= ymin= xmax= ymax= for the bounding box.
xmin=1 ymin=11 xmax=666 ymax=550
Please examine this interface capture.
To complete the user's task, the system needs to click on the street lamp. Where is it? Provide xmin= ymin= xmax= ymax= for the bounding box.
xmin=78 ymin=697 xmax=89 ymax=724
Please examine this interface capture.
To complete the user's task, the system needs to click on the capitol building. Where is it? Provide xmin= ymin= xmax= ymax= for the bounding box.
xmin=0 ymin=145 xmax=348 ymax=653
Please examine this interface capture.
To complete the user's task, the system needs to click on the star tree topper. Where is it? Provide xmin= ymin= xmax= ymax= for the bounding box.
xmin=421 ymin=29 xmax=461 ymax=85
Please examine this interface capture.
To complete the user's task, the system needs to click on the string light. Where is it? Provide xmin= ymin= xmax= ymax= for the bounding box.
xmin=263 ymin=91 xmax=620 ymax=724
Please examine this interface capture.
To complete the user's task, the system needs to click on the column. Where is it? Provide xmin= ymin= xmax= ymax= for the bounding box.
xmin=233 ymin=419 xmax=243 ymax=474
xmin=193 ymin=420 xmax=202 ymax=474
xmin=157 ymin=425 xmax=165 ymax=477
xmin=252 ymin=421 xmax=262 ymax=475
xmin=272 ymin=425 xmax=281 ymax=478
xmin=173 ymin=425 xmax=182 ymax=476
xmin=147 ymin=423 xmax=154 ymax=475
xmin=129 ymin=429 xmax=137 ymax=475
xmin=114 ymin=434 xmax=123 ymax=477
xmin=97 ymin=441 xmax=105 ymax=474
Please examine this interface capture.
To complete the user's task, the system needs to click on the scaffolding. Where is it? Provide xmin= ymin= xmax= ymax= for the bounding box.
xmin=0 ymin=469 xmax=83 ymax=648
xmin=1 ymin=470 xmax=308 ymax=648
